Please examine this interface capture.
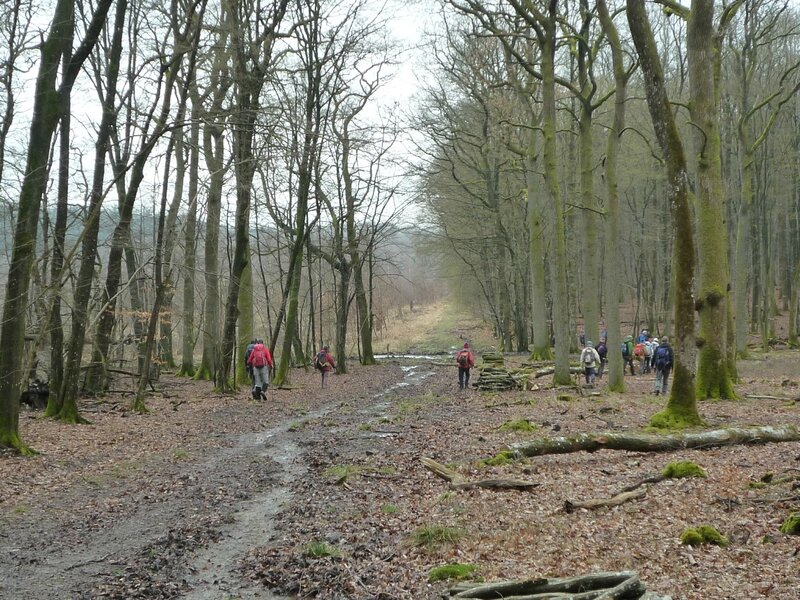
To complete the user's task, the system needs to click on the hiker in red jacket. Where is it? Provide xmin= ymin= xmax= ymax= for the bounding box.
xmin=247 ymin=339 xmax=274 ymax=400
xmin=455 ymin=342 xmax=476 ymax=390
xmin=314 ymin=345 xmax=336 ymax=388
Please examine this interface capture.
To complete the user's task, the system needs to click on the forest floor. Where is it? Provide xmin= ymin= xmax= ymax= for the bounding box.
xmin=1 ymin=308 xmax=799 ymax=600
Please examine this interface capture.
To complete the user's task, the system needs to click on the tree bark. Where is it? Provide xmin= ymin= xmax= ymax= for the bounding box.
xmin=690 ymin=0 xmax=736 ymax=400
xmin=0 ymin=0 xmax=114 ymax=452
xmin=627 ymin=0 xmax=700 ymax=428
xmin=597 ymin=0 xmax=627 ymax=394
xmin=508 ymin=425 xmax=800 ymax=457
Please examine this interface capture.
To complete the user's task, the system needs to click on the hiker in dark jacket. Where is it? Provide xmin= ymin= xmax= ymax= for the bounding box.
xmin=595 ymin=338 xmax=608 ymax=380
xmin=455 ymin=342 xmax=476 ymax=390
xmin=653 ymin=337 xmax=674 ymax=396
xmin=244 ymin=339 xmax=256 ymax=383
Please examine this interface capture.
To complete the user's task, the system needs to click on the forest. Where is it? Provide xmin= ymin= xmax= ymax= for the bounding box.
xmin=1 ymin=0 xmax=800 ymax=598
xmin=1 ymin=0 xmax=799 ymax=443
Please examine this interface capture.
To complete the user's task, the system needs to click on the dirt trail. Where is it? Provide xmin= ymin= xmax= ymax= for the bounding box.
xmin=0 ymin=365 xmax=410 ymax=600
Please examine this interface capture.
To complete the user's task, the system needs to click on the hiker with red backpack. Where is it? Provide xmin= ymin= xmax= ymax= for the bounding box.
xmin=314 ymin=345 xmax=336 ymax=388
xmin=247 ymin=339 xmax=273 ymax=400
xmin=455 ymin=343 xmax=475 ymax=390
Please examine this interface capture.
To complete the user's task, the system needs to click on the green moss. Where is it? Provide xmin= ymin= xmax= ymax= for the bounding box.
xmin=499 ymin=418 xmax=537 ymax=433
xmin=428 ymin=563 xmax=477 ymax=583
xmin=382 ymin=504 xmax=399 ymax=514
xmin=779 ymin=512 xmax=800 ymax=535
xmin=748 ymin=481 xmax=768 ymax=489
xmin=680 ymin=525 xmax=729 ymax=547
xmin=662 ymin=460 xmax=706 ymax=479
xmin=411 ymin=524 xmax=464 ymax=549
xmin=477 ymin=450 xmax=516 ymax=468
xmin=323 ymin=464 xmax=366 ymax=482
xmin=649 ymin=407 xmax=704 ymax=430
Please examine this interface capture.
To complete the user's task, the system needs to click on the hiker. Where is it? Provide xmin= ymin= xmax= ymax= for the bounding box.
xmin=580 ymin=341 xmax=601 ymax=385
xmin=595 ymin=338 xmax=608 ymax=379
xmin=637 ymin=329 xmax=649 ymax=343
xmin=621 ymin=335 xmax=636 ymax=376
xmin=455 ymin=342 xmax=475 ymax=390
xmin=247 ymin=339 xmax=273 ymax=400
xmin=642 ymin=335 xmax=657 ymax=374
xmin=653 ymin=336 xmax=674 ymax=396
xmin=244 ymin=339 xmax=257 ymax=383
xmin=650 ymin=337 xmax=659 ymax=371
xmin=314 ymin=345 xmax=336 ymax=388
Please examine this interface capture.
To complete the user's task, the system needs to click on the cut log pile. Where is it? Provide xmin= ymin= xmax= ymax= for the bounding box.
xmin=475 ymin=352 xmax=533 ymax=391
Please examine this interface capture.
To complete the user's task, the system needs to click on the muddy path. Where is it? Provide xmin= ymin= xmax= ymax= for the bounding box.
xmin=0 ymin=363 xmax=415 ymax=599
xmin=3 ymin=353 xmax=800 ymax=600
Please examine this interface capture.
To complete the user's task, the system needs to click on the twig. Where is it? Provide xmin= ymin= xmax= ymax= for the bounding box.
xmin=66 ymin=554 xmax=111 ymax=571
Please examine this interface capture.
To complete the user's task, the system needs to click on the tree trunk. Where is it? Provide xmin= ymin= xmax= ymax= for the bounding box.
xmin=178 ymin=100 xmax=200 ymax=377
xmin=690 ymin=0 xmax=735 ymax=400
xmin=55 ymin=0 xmax=126 ymax=421
xmin=539 ymin=6 xmax=571 ymax=385
xmin=195 ymin=121 xmax=225 ymax=382
xmin=508 ymin=425 xmax=800 ymax=457
xmin=627 ymin=0 xmax=700 ymax=428
xmin=597 ymin=0 xmax=626 ymax=393
xmin=0 ymin=0 xmax=114 ymax=452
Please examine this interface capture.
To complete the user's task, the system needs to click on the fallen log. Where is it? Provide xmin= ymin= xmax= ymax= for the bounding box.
xmin=564 ymin=488 xmax=647 ymax=513
xmin=421 ymin=457 xmax=539 ymax=491
xmin=508 ymin=425 xmax=800 ymax=458
xmin=448 ymin=570 xmax=663 ymax=599
xmin=534 ymin=365 xmax=584 ymax=378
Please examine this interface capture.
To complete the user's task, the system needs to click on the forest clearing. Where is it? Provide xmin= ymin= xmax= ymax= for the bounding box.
xmin=1 ymin=305 xmax=799 ymax=600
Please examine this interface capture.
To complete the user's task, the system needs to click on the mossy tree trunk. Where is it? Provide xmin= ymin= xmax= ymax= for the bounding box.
xmin=0 ymin=0 xmax=114 ymax=452
xmin=597 ymin=0 xmax=628 ymax=393
xmin=689 ymin=0 xmax=737 ymax=400
xmin=178 ymin=100 xmax=200 ymax=377
xmin=576 ymin=0 xmax=599 ymax=348
xmin=196 ymin=116 xmax=225 ymax=383
xmin=627 ymin=0 xmax=700 ymax=428
xmin=54 ymin=0 xmax=126 ymax=422
xmin=539 ymin=5 xmax=571 ymax=386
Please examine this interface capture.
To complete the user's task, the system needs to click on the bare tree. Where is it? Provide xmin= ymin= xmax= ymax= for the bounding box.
xmin=0 ymin=0 xmax=114 ymax=452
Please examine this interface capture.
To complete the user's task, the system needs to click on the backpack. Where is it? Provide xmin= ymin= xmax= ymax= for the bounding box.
xmin=456 ymin=351 xmax=469 ymax=368
xmin=634 ymin=343 xmax=645 ymax=358
xmin=644 ymin=343 xmax=653 ymax=357
xmin=314 ymin=351 xmax=327 ymax=371
xmin=596 ymin=342 xmax=607 ymax=358
xmin=655 ymin=345 xmax=670 ymax=369
xmin=582 ymin=350 xmax=594 ymax=365
xmin=621 ymin=341 xmax=630 ymax=357
xmin=251 ymin=344 xmax=267 ymax=368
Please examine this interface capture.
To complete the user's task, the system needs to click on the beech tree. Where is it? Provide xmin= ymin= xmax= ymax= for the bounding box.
xmin=627 ymin=0 xmax=700 ymax=427
xmin=0 ymin=0 xmax=114 ymax=452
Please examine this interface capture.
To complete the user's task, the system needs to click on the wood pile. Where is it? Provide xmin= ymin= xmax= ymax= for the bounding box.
xmin=475 ymin=353 xmax=532 ymax=391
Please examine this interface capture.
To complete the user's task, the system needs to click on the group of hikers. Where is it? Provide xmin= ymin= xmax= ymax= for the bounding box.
xmin=454 ymin=328 xmax=674 ymax=396
xmin=579 ymin=328 xmax=674 ymax=395
xmin=244 ymin=340 xmax=336 ymax=400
